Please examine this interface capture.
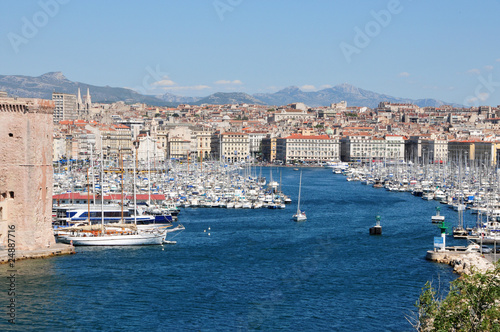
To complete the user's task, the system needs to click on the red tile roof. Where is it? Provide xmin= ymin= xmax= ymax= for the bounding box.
xmin=284 ymin=134 xmax=330 ymax=140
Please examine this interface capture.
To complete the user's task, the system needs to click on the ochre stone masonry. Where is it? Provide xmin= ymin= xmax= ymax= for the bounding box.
xmin=0 ymin=98 xmax=56 ymax=250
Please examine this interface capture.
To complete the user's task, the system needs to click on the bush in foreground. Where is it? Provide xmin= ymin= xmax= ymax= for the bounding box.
xmin=411 ymin=263 xmax=500 ymax=331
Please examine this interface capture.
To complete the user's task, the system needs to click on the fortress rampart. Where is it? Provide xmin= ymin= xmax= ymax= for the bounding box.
xmin=0 ymin=98 xmax=56 ymax=250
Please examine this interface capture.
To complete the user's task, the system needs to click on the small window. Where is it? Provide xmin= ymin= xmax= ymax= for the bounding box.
xmin=9 ymin=133 xmax=13 ymax=137
xmin=9 ymin=191 xmax=14 ymax=199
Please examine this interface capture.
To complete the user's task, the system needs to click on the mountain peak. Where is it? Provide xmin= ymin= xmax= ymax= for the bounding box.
xmin=280 ymin=86 xmax=301 ymax=92
xmin=195 ymin=91 xmax=264 ymax=105
xmin=335 ymin=83 xmax=359 ymax=94
xmin=39 ymin=71 xmax=67 ymax=81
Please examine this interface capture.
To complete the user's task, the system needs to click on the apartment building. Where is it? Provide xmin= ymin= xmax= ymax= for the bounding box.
xmin=168 ymin=136 xmax=191 ymax=159
xmin=192 ymin=129 xmax=212 ymax=160
xmin=248 ymin=131 xmax=267 ymax=159
xmin=448 ymin=140 xmax=476 ymax=165
xmin=276 ymin=134 xmax=340 ymax=163
xmin=221 ymin=132 xmax=250 ymax=163
xmin=340 ymin=134 xmax=404 ymax=164
xmin=89 ymin=124 xmax=133 ymax=160
xmin=261 ymin=135 xmax=277 ymax=162
xmin=271 ymin=108 xmax=314 ymax=122
xmin=52 ymin=92 xmax=77 ymax=123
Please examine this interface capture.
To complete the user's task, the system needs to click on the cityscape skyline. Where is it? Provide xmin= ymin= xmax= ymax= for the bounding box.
xmin=2 ymin=0 xmax=500 ymax=106
xmin=2 ymin=3 xmax=500 ymax=328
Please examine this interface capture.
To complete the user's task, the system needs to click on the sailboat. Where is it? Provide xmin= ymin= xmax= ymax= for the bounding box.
xmin=292 ymin=170 xmax=307 ymax=222
xmin=57 ymin=142 xmax=167 ymax=246
xmin=453 ymin=153 xmax=468 ymax=238
xmin=57 ymin=223 xmax=168 ymax=246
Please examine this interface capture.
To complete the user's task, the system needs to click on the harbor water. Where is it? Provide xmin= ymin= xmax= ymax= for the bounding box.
xmin=1 ymin=167 xmax=474 ymax=331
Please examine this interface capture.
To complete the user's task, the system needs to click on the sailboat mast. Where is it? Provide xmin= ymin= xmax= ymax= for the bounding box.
xmin=133 ymin=149 xmax=137 ymax=225
xmin=147 ymin=135 xmax=151 ymax=206
xmin=280 ymin=169 xmax=282 ymax=193
xmin=91 ymin=143 xmax=95 ymax=206
xmin=87 ymin=167 xmax=90 ymax=224
xmin=100 ymin=135 xmax=104 ymax=233
xmin=120 ymin=149 xmax=124 ymax=223
xmin=297 ymin=170 xmax=302 ymax=214
xmin=70 ymin=159 xmax=73 ymax=205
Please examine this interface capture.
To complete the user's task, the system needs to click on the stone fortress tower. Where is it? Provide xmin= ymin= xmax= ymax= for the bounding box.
xmin=0 ymin=96 xmax=56 ymax=250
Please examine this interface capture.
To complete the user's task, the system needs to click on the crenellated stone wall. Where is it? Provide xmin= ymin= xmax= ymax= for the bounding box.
xmin=0 ymin=98 xmax=55 ymax=250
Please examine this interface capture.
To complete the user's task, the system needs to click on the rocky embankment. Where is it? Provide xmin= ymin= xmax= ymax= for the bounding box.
xmin=428 ymin=250 xmax=494 ymax=275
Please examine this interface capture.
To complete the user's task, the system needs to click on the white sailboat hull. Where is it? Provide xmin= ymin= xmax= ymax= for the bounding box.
xmin=293 ymin=212 xmax=307 ymax=222
xmin=58 ymin=232 xmax=165 ymax=246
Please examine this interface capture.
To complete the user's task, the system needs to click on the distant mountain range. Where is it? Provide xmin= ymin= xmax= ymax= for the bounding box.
xmin=0 ymin=72 xmax=460 ymax=108
xmin=252 ymin=85 xmax=462 ymax=108
xmin=0 ymin=72 xmax=167 ymax=106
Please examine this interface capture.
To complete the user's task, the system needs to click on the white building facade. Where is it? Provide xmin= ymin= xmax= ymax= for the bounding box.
xmin=276 ymin=134 xmax=340 ymax=163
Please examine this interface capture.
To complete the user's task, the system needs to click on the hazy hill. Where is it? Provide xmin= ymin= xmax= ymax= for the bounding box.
xmin=254 ymin=84 xmax=459 ymax=108
xmin=0 ymin=72 xmax=459 ymax=108
xmin=193 ymin=92 xmax=266 ymax=106
xmin=0 ymin=72 xmax=168 ymax=106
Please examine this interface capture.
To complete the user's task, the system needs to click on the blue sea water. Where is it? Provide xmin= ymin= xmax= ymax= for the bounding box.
xmin=1 ymin=167 xmax=474 ymax=331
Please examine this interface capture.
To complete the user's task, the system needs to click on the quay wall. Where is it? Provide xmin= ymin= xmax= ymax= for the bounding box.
xmin=0 ymin=99 xmax=56 ymax=250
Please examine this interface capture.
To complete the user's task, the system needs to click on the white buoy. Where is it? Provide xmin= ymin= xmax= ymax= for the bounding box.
xmin=208 ymin=233 xmax=211 ymax=236
xmin=204 ymin=229 xmax=206 ymax=232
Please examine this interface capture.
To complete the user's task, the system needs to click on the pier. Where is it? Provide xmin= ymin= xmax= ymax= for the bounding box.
xmin=0 ymin=243 xmax=75 ymax=264
xmin=426 ymin=247 xmax=495 ymax=275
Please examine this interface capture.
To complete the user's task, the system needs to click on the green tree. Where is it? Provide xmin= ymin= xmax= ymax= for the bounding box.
xmin=411 ymin=263 xmax=500 ymax=331
xmin=412 ymin=281 xmax=439 ymax=331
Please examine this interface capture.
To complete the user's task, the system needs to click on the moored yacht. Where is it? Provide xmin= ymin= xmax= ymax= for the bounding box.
xmin=57 ymin=224 xmax=167 ymax=246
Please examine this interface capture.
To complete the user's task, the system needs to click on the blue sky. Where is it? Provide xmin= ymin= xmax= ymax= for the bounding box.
xmin=1 ymin=0 xmax=500 ymax=106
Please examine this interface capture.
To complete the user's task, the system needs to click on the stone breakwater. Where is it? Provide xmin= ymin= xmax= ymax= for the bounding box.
xmin=426 ymin=250 xmax=494 ymax=275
